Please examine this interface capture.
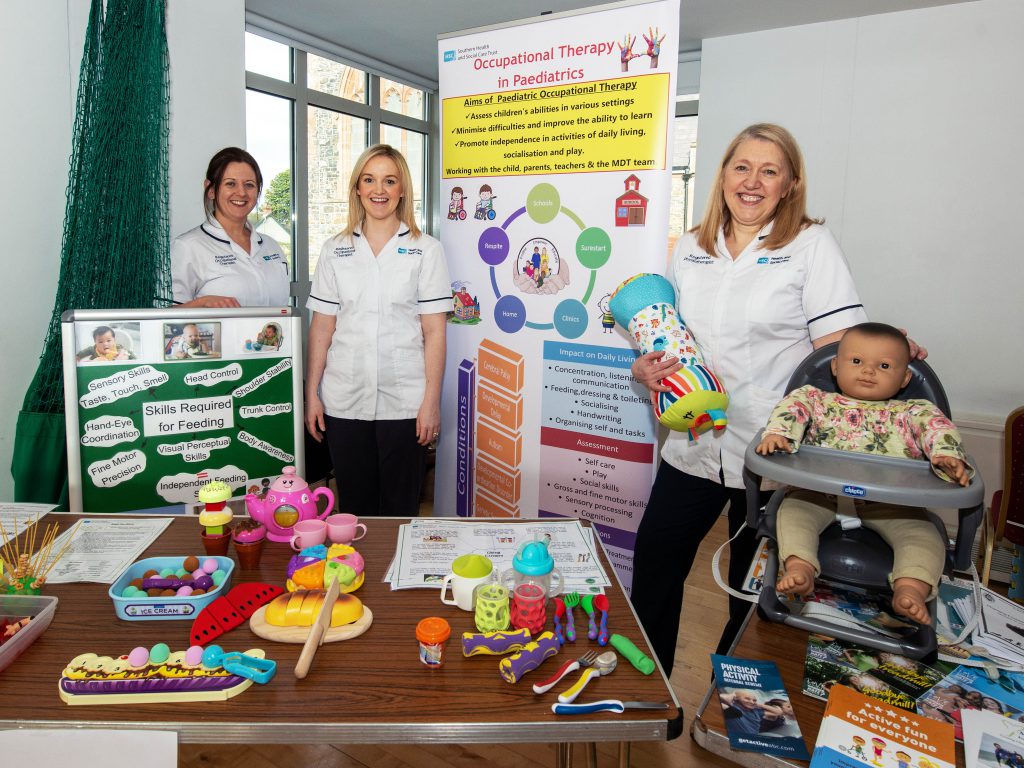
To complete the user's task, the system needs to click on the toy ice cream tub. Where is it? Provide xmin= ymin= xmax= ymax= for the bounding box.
xmin=108 ymin=555 xmax=234 ymax=621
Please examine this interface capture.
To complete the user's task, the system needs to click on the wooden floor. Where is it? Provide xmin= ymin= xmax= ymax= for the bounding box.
xmin=180 ymin=511 xmax=738 ymax=768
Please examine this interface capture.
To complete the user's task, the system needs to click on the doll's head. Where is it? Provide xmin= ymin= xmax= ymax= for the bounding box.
xmin=830 ymin=322 xmax=912 ymax=401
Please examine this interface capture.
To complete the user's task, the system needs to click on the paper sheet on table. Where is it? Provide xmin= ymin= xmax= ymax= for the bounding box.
xmin=0 ymin=729 xmax=176 ymax=767
xmin=385 ymin=518 xmax=611 ymax=593
xmin=43 ymin=517 xmax=174 ymax=583
xmin=0 ymin=504 xmax=57 ymax=545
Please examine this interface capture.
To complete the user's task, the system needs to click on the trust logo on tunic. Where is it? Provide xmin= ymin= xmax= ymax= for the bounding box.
xmin=263 ymin=253 xmax=281 ymax=261
xmin=757 ymin=257 xmax=770 ymax=264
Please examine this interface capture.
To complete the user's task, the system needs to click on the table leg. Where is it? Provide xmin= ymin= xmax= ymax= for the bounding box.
xmin=555 ymin=742 xmax=572 ymax=768
xmin=585 ymin=742 xmax=597 ymax=767
xmin=617 ymin=741 xmax=631 ymax=767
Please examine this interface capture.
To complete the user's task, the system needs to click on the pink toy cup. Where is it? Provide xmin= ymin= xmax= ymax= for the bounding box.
xmin=511 ymin=582 xmax=547 ymax=635
xmin=289 ymin=519 xmax=327 ymax=551
xmin=326 ymin=513 xmax=367 ymax=545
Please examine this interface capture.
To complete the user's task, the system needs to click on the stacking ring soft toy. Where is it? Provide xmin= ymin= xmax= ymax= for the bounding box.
xmin=609 ymin=273 xmax=728 ymax=439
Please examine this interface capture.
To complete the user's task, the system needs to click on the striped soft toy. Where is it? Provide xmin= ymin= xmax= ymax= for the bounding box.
xmin=609 ymin=273 xmax=729 ymax=439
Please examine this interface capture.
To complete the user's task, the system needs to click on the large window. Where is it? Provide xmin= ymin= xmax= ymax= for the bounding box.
xmin=667 ymin=103 xmax=698 ymax=259
xmin=244 ymin=31 xmax=432 ymax=301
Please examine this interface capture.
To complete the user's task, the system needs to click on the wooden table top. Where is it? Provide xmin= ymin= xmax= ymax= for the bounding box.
xmin=693 ymin=611 xmax=966 ymax=767
xmin=0 ymin=515 xmax=682 ymax=745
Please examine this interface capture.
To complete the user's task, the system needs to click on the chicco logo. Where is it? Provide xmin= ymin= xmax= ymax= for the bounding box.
xmin=842 ymin=485 xmax=867 ymax=497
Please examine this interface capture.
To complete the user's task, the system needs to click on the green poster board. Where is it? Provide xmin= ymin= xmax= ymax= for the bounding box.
xmin=62 ymin=308 xmax=303 ymax=513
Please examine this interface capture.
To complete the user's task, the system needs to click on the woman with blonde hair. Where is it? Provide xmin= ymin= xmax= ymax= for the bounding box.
xmin=305 ymin=144 xmax=450 ymax=515
xmin=629 ymin=123 xmax=877 ymax=676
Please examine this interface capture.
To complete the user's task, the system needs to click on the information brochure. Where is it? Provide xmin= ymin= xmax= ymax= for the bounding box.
xmin=710 ymin=653 xmax=810 ymax=760
xmin=917 ymin=664 xmax=1024 ymax=741
xmin=802 ymin=633 xmax=949 ymax=711
xmin=44 ymin=517 xmax=172 ymax=583
xmin=962 ymin=708 xmax=1024 ymax=768
xmin=385 ymin=518 xmax=611 ymax=592
xmin=810 ymin=684 xmax=955 ymax=768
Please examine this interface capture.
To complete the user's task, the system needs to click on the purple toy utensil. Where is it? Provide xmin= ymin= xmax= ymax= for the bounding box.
xmin=595 ymin=594 xmax=610 ymax=646
xmin=581 ymin=595 xmax=597 ymax=641
xmin=553 ymin=598 xmax=567 ymax=646
xmin=563 ymin=592 xmax=580 ymax=643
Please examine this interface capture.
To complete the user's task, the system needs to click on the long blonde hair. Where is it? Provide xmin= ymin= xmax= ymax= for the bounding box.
xmin=694 ymin=123 xmax=820 ymax=255
xmin=342 ymin=144 xmax=420 ymax=238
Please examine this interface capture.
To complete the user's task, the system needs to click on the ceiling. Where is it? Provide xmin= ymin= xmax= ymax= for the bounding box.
xmin=244 ymin=0 xmax=972 ymax=89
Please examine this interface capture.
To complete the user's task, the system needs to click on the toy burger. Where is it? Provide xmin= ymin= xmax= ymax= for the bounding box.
xmin=287 ymin=543 xmax=365 ymax=593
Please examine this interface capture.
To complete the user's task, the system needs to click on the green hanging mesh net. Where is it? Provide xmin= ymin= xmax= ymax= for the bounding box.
xmin=12 ymin=0 xmax=170 ymax=503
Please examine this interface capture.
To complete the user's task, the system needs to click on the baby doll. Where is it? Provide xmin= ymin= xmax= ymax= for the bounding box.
xmin=756 ymin=322 xmax=973 ymax=624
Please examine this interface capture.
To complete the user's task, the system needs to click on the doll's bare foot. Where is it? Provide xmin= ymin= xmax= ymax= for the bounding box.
xmin=777 ymin=557 xmax=817 ymax=596
xmin=892 ymin=578 xmax=932 ymax=624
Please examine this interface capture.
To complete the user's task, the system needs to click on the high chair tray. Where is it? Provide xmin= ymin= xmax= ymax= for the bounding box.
xmin=745 ymin=429 xmax=984 ymax=508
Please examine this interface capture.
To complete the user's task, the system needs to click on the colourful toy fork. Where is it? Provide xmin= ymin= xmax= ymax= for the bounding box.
xmin=563 ymin=592 xmax=580 ymax=643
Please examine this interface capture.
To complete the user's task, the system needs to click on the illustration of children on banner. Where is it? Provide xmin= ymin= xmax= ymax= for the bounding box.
xmin=448 ymin=186 xmax=466 ymax=220
xmin=475 ymin=184 xmax=497 ymax=220
xmin=512 ymin=238 xmax=569 ymax=295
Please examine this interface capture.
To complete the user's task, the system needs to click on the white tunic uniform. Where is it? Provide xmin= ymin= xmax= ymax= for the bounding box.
xmin=171 ymin=218 xmax=290 ymax=307
xmin=662 ymin=222 xmax=868 ymax=487
xmin=306 ymin=228 xmax=451 ymax=421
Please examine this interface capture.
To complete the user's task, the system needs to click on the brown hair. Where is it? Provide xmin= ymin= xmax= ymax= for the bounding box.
xmin=343 ymin=144 xmax=420 ymax=238
xmin=841 ymin=322 xmax=911 ymax=361
xmin=694 ymin=123 xmax=820 ymax=255
xmin=203 ymin=147 xmax=263 ymax=217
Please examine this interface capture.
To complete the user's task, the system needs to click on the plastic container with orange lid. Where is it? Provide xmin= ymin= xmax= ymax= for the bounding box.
xmin=415 ymin=617 xmax=450 ymax=668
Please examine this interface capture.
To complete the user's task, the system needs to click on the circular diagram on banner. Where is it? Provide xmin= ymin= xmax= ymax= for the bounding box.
xmin=477 ymin=182 xmax=611 ymax=338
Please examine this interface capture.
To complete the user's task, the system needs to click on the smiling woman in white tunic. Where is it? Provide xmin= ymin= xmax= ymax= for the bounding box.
xmin=171 ymin=147 xmax=289 ymax=309
xmin=628 ymin=124 xmax=899 ymax=678
xmin=305 ymin=144 xmax=450 ymax=516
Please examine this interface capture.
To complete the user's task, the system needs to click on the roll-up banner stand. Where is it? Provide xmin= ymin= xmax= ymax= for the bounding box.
xmin=62 ymin=307 xmax=303 ymax=513
xmin=436 ymin=0 xmax=680 ymax=590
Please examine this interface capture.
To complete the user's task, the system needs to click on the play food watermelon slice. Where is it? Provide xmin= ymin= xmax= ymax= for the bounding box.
xmin=190 ymin=583 xmax=284 ymax=645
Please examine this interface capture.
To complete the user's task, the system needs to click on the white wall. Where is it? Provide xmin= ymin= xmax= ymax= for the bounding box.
xmin=0 ymin=0 xmax=245 ymax=499
xmin=696 ymin=0 xmax=1023 ymax=492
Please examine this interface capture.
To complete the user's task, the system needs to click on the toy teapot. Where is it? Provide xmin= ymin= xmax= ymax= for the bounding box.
xmin=501 ymin=539 xmax=563 ymax=599
xmin=244 ymin=467 xmax=334 ymax=542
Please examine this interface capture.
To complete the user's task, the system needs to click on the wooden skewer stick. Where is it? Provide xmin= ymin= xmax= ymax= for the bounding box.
xmin=294 ymin=573 xmax=341 ymax=680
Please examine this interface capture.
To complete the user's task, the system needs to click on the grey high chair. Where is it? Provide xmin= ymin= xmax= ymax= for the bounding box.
xmin=743 ymin=343 xmax=985 ymax=660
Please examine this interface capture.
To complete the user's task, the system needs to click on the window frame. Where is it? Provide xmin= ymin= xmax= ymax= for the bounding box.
xmin=244 ymin=28 xmax=436 ymax=311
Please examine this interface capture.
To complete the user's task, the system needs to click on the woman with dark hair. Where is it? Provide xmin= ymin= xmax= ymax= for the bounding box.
xmin=305 ymin=144 xmax=450 ymax=516
xmin=171 ymin=147 xmax=289 ymax=309
xmin=628 ymin=123 xmax=923 ymax=676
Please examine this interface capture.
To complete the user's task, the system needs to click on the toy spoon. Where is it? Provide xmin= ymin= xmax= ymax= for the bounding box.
xmin=552 ymin=598 xmax=567 ymax=645
xmin=581 ymin=594 xmax=598 ymax=641
xmin=557 ymin=650 xmax=616 ymax=703
xmin=594 ymin=594 xmax=610 ymax=646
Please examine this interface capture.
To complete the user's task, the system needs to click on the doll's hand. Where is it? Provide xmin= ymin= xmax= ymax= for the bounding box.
xmin=631 ymin=350 xmax=681 ymax=392
xmin=756 ymin=433 xmax=794 ymax=455
xmin=932 ymin=455 xmax=970 ymax=486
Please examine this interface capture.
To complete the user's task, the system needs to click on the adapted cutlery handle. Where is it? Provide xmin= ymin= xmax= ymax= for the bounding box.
xmin=532 ymin=658 xmax=579 ymax=694
xmin=552 ymin=700 xmax=624 ymax=715
xmin=558 ymin=666 xmax=598 ymax=703
xmin=598 ymin=611 xmax=609 ymax=646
